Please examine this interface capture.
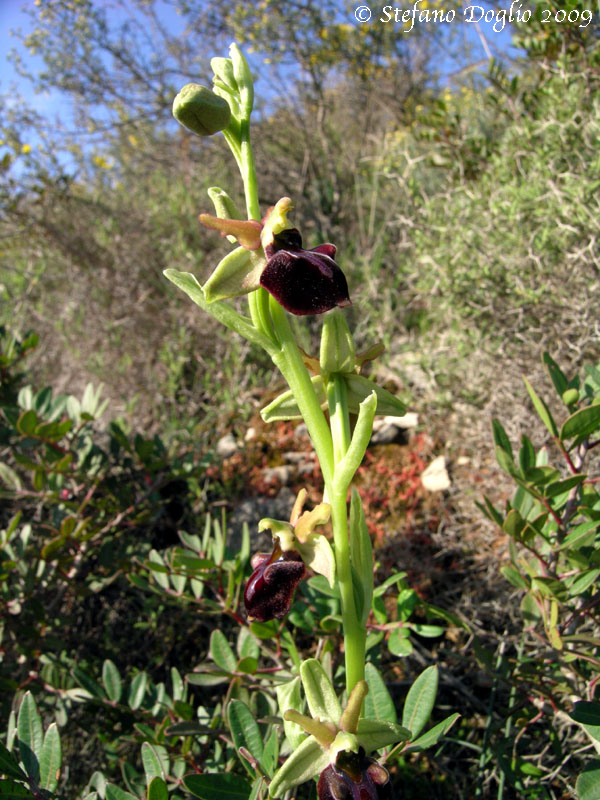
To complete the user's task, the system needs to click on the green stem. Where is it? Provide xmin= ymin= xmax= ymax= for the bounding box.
xmin=328 ymin=374 xmax=365 ymax=692
xmin=269 ymin=298 xmax=334 ymax=487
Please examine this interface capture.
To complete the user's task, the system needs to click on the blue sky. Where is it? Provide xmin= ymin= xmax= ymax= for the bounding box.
xmin=1 ymin=0 xmax=520 ymax=115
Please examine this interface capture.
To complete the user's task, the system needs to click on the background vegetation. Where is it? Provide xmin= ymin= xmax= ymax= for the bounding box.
xmin=1 ymin=1 xmax=600 ymax=798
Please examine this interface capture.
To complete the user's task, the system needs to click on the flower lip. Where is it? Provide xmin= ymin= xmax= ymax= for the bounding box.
xmin=260 ymin=227 xmax=351 ymax=316
xmin=317 ymin=748 xmax=393 ymax=800
xmin=244 ymin=544 xmax=307 ymax=622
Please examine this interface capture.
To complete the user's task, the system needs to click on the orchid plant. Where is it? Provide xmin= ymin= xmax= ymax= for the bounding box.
xmin=167 ymin=44 xmax=453 ymax=799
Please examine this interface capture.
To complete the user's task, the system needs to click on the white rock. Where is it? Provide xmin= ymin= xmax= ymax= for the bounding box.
xmin=421 ymin=455 xmax=451 ymax=491
xmin=245 ymin=426 xmax=256 ymax=441
xmin=216 ymin=433 xmax=238 ymax=458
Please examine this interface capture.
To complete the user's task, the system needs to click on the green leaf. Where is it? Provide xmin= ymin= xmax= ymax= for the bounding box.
xmin=576 ymin=760 xmax=600 ymax=800
xmin=184 ymin=773 xmax=252 ymax=800
xmin=569 ymin=701 xmax=600 ymax=744
xmin=492 ymin=419 xmax=513 ymax=459
xmin=388 ymin=630 xmax=413 ymax=657
xmin=373 ymin=572 xmax=406 ymax=598
xmin=560 ymin=404 xmax=600 ymax=441
xmin=0 ymin=463 xmax=22 ymax=491
xmin=405 ymin=712 xmax=460 ymax=752
xmin=501 ymin=566 xmax=529 ymax=590
xmin=105 ymin=784 xmax=139 ymax=800
xmin=164 ymin=270 xmax=275 ymax=355
xmin=524 ymin=377 xmax=558 ymax=437
xmin=260 ymin=377 xmax=325 ymax=422
xmin=300 ymin=659 xmax=342 ymax=725
xmin=203 ymin=246 xmax=263 ymax=303
xmin=518 ymin=435 xmax=536 ymax=474
xmin=0 ymin=780 xmax=36 ymax=800
xmin=128 ymin=672 xmax=148 ymax=710
xmin=543 ymin=353 xmax=568 ymax=397
xmin=355 ymin=719 xmax=410 ymax=751
xmin=402 ymin=666 xmax=438 ymax=740
xmin=560 ymin=521 xmax=599 ymax=551
xmin=17 ymin=692 xmax=43 ymax=781
xmin=210 ymin=630 xmax=237 ymax=674
xmin=39 ymin=723 xmax=61 ymax=792
xmin=0 ymin=744 xmax=27 ymax=781
xmin=568 ymin=569 xmax=600 ymax=596
xmin=147 ymin=777 xmax=168 ymax=800
xmin=227 ymin=700 xmax=263 ymax=768
xmin=259 ymin=727 xmax=279 ymax=778
xmin=16 ymin=410 xmax=38 ymax=436
xmin=344 ymin=375 xmax=406 ymax=417
xmin=349 ymin=489 xmax=373 ymax=626
xmin=363 ymin=663 xmax=397 ymax=724
xmin=141 ymin=743 xmax=168 ymax=782
xmin=72 ymin=667 xmax=107 ymax=700
xmin=276 ymin=677 xmax=305 ymax=750
xmin=102 ymin=660 xmax=123 ymax=704
xmin=236 ymin=627 xmax=260 ymax=661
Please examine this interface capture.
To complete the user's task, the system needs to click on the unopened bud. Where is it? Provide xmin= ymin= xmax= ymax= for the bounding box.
xmin=172 ymin=84 xmax=231 ymax=136
xmin=211 ymin=57 xmax=237 ymax=93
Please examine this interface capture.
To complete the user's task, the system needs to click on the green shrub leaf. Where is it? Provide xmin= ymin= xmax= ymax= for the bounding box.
xmin=17 ymin=692 xmax=43 ymax=781
xmin=147 ymin=776 xmax=168 ymax=800
xmin=363 ymin=663 xmax=397 ymax=724
xmin=39 ymin=723 xmax=61 ymax=792
xmin=102 ymin=660 xmax=123 ymax=703
xmin=560 ymin=404 xmax=600 ymax=441
xmin=576 ymin=760 xmax=600 ymax=800
xmin=227 ymin=700 xmax=263 ymax=768
xmin=402 ymin=666 xmax=438 ymax=739
xmin=210 ymin=630 xmax=237 ymax=674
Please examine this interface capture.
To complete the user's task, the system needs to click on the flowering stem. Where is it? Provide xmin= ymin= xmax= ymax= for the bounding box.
xmin=268 ymin=297 xmax=334 ymax=487
xmin=328 ymin=375 xmax=366 ymax=693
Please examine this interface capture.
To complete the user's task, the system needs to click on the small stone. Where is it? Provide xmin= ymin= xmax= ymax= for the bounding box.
xmin=262 ymin=465 xmax=291 ymax=485
xmin=216 ymin=433 xmax=238 ymax=458
xmin=245 ymin=426 xmax=256 ymax=441
xmin=370 ymin=413 xmax=418 ymax=445
xmin=421 ymin=455 xmax=451 ymax=491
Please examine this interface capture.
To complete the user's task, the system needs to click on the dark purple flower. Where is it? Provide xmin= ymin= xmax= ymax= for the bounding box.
xmin=244 ymin=543 xmax=307 ymax=622
xmin=260 ymin=228 xmax=351 ymax=316
xmin=317 ymin=748 xmax=394 ymax=800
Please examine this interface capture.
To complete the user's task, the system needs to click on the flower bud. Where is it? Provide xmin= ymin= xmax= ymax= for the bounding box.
xmin=172 ymin=84 xmax=231 ymax=136
xmin=211 ymin=57 xmax=238 ymax=93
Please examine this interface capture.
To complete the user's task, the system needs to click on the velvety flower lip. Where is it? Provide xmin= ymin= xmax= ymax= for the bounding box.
xmin=317 ymin=748 xmax=393 ymax=800
xmin=260 ymin=228 xmax=351 ymax=316
xmin=244 ymin=544 xmax=307 ymax=622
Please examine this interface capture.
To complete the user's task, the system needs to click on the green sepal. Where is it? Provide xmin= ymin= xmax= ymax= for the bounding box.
xmin=345 ymin=375 xmax=406 ymax=417
xmin=356 ymin=719 xmax=411 ymax=751
xmin=296 ymin=533 xmax=336 ymax=588
xmin=203 ymin=247 xmax=264 ymax=303
xmin=268 ymin=735 xmax=329 ymax=799
xmin=320 ymin=310 xmax=355 ymax=375
xmin=300 ymin=659 xmax=342 ymax=726
xmin=260 ymin=376 xmax=325 ymax=421
xmin=283 ymin=711 xmax=337 ymax=747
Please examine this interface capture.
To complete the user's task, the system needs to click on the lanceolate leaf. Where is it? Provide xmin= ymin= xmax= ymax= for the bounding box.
xmin=524 ymin=377 xmax=558 ymax=437
xmin=363 ymin=663 xmax=397 ymax=725
xmin=405 ymin=712 xmax=460 ymax=752
xmin=210 ymin=629 xmax=237 ymax=674
xmin=141 ymin=743 xmax=168 ymax=782
xmin=569 ymin=701 xmax=600 ymax=744
xmin=227 ymin=700 xmax=263 ymax=768
xmin=402 ymin=666 xmax=438 ymax=740
xmin=300 ymin=659 xmax=342 ymax=725
xmin=39 ymin=723 xmax=61 ymax=792
xmin=105 ymin=784 xmax=139 ymax=800
xmin=17 ymin=692 xmax=43 ymax=781
xmin=102 ymin=660 xmax=123 ymax=703
xmin=560 ymin=404 xmax=600 ymax=441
